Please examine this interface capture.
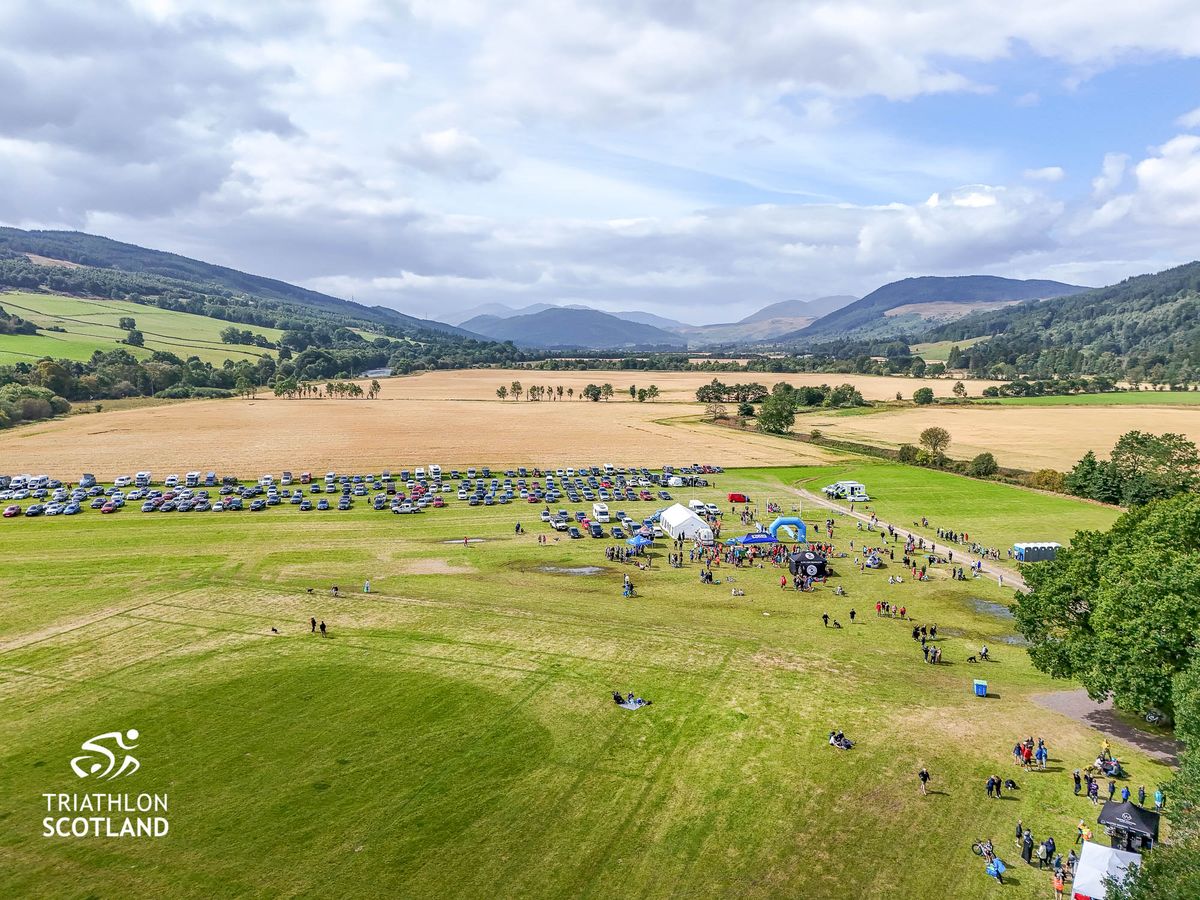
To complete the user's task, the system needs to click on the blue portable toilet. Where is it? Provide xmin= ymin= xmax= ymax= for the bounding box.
xmin=974 ymin=679 xmax=988 ymax=698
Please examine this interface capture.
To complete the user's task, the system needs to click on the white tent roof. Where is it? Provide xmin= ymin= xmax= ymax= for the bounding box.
xmin=659 ymin=503 xmax=714 ymax=542
xmin=1073 ymin=841 xmax=1141 ymax=899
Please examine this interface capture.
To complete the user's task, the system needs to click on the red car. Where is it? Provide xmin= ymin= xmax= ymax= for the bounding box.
xmin=3 ymin=504 xmax=20 ymax=518
xmin=639 ymin=490 xmax=653 ymax=500
xmin=100 ymin=503 xmax=117 ymax=514
xmin=432 ymin=497 xmax=445 ymax=508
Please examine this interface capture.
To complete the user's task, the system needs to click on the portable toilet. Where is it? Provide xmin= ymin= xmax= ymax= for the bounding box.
xmin=973 ymin=679 xmax=988 ymax=698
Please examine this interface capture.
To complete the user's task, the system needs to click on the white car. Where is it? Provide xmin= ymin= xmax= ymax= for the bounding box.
xmin=114 ymin=475 xmax=133 ymax=488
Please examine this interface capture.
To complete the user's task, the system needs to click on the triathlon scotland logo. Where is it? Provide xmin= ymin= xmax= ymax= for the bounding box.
xmin=43 ymin=728 xmax=169 ymax=838
xmin=70 ymin=729 xmax=140 ymax=780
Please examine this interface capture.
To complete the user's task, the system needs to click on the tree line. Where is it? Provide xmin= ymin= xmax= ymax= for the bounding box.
xmin=1063 ymin=431 xmax=1199 ymax=507
xmin=1015 ymin=494 xmax=1200 ymax=899
xmin=496 ymin=381 xmax=660 ymax=401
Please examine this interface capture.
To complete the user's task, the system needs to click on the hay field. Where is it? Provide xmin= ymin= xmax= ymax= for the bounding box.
xmin=0 ymin=395 xmax=833 ymax=477
xmin=389 ymin=368 xmax=995 ymax=402
xmin=803 ymin=404 xmax=1200 ymax=470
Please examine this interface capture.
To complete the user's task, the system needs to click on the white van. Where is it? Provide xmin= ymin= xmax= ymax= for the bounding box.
xmin=592 ymin=502 xmax=610 ymax=523
xmin=688 ymin=499 xmax=708 ymax=515
xmin=415 ymin=467 xmax=426 ymax=479
xmin=429 ymin=464 xmax=441 ymax=479
xmin=822 ymin=480 xmax=870 ymax=502
xmin=135 ymin=471 xmax=151 ymax=487
xmin=604 ymin=463 xmax=614 ymax=475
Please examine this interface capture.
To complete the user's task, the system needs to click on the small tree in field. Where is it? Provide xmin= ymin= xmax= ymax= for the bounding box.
xmin=556 ymin=385 xmax=564 ymax=400
xmin=705 ymin=401 xmax=728 ymax=421
xmin=913 ymin=387 xmax=935 ymax=405
xmin=629 ymin=385 xmax=637 ymax=399
xmin=646 ymin=385 xmax=659 ymax=401
xmin=953 ymin=381 xmax=967 ymax=398
xmin=566 ymin=387 xmax=574 ymax=400
xmin=919 ymin=426 xmax=951 ymax=461
xmin=601 ymin=383 xmax=614 ymax=401
xmin=510 ymin=381 xmax=523 ymax=401
xmin=496 ymin=385 xmax=508 ymax=401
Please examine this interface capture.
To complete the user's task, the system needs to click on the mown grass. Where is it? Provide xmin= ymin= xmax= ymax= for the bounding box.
xmin=0 ymin=467 xmax=1165 ymax=899
xmin=980 ymin=391 xmax=1200 ymax=406
xmin=0 ymin=291 xmax=282 ymax=365
xmin=909 ymin=336 xmax=985 ymax=361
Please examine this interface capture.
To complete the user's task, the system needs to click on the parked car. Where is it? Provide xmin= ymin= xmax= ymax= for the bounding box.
xmin=611 ymin=526 xmax=626 ymax=539
xmin=567 ymin=526 xmax=582 ymax=539
xmin=4 ymin=504 xmax=20 ymax=517
xmin=100 ymin=503 xmax=117 ymax=514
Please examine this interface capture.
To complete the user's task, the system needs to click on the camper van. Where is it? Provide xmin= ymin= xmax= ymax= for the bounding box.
xmin=429 ymin=464 xmax=441 ymax=479
xmin=185 ymin=471 xmax=201 ymax=488
xmin=592 ymin=502 xmax=610 ymax=523
xmin=822 ymin=480 xmax=870 ymax=502
xmin=135 ymin=471 xmax=151 ymax=487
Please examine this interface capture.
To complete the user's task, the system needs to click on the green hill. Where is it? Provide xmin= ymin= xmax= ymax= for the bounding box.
xmin=782 ymin=275 xmax=1084 ymax=341
xmin=0 ymin=227 xmax=468 ymax=337
xmin=0 ymin=291 xmax=284 ymax=366
xmin=928 ymin=261 xmax=1200 ymax=382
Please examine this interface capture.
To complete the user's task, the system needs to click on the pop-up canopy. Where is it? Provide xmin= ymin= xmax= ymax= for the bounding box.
xmin=1072 ymin=840 xmax=1141 ymax=899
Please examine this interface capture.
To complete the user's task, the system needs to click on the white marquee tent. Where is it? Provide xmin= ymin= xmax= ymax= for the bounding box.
xmin=659 ymin=503 xmax=714 ymax=544
xmin=1072 ymin=841 xmax=1141 ymax=899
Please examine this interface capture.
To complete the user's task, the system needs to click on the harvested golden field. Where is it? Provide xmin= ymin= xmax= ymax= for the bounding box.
xmin=0 ymin=394 xmax=834 ymax=477
xmin=385 ymin=368 xmax=993 ymax=402
xmin=806 ymin=404 xmax=1200 ymax=470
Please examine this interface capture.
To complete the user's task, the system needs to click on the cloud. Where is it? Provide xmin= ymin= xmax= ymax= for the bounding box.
xmin=1177 ymin=105 xmax=1200 ymax=129
xmin=393 ymin=128 xmax=501 ymax=182
xmin=1024 ymin=166 xmax=1065 ymax=182
xmin=1092 ymin=153 xmax=1129 ymax=197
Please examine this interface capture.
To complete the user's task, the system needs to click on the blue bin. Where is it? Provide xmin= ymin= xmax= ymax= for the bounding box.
xmin=973 ymin=680 xmax=988 ymax=698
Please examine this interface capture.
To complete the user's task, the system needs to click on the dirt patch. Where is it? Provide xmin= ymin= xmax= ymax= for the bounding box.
xmin=442 ymin=538 xmax=486 ymax=545
xmin=535 ymin=565 xmax=605 ymax=576
xmin=396 ymin=559 xmax=475 ymax=575
xmin=1032 ymin=690 xmax=1182 ymax=765
xmin=23 ymin=253 xmax=85 ymax=269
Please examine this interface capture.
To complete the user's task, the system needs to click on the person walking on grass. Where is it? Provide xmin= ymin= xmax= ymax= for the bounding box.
xmin=1073 ymin=769 xmax=1082 ymax=795
xmin=918 ymin=767 xmax=930 ymax=796
xmin=319 ymin=620 xmax=327 ymax=637
xmin=849 ymin=608 xmax=856 ymax=623
xmin=1075 ymin=819 xmax=1085 ymax=845
xmin=822 ymin=612 xmax=829 ymax=627
xmin=1138 ymin=784 xmax=1146 ymax=806
xmin=993 ymin=775 xmax=1003 ymax=799
xmin=310 ymin=617 xmax=317 ymax=633
xmin=1107 ymin=779 xmax=1116 ymax=802
xmin=1121 ymin=785 xmax=1130 ymax=803
xmin=1054 ymin=870 xmax=1065 ymax=899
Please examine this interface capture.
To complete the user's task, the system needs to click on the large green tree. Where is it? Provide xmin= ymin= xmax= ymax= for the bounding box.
xmin=756 ymin=392 xmax=796 ymax=434
xmin=1014 ymin=493 xmax=1200 ymax=716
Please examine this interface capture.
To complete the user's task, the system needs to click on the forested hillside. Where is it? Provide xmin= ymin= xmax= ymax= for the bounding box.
xmin=932 ymin=262 xmax=1200 ymax=384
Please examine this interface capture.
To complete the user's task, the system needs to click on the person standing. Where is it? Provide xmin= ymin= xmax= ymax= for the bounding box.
xmin=993 ymin=774 xmax=1002 ymax=799
xmin=986 ymin=775 xmax=996 ymax=799
xmin=849 ymin=608 xmax=856 ymax=623
xmin=319 ymin=620 xmax=327 ymax=637
xmin=1022 ymin=830 xmax=1034 ymax=865
xmin=1075 ymin=819 xmax=1085 ymax=845
xmin=822 ymin=612 xmax=829 ymax=627
xmin=1121 ymin=785 xmax=1131 ymax=803
xmin=1053 ymin=870 xmax=1065 ymax=899
xmin=1155 ymin=788 xmax=1165 ymax=810
xmin=1073 ymin=769 xmax=1082 ymax=795
xmin=918 ymin=767 xmax=930 ymax=796
xmin=1138 ymin=784 xmax=1146 ymax=806
xmin=1107 ymin=779 xmax=1116 ymax=801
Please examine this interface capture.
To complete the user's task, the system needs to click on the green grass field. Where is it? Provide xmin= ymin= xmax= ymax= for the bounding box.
xmin=909 ymin=336 xmax=985 ymax=362
xmin=979 ymin=391 xmax=1200 ymax=407
xmin=0 ymin=291 xmax=283 ymax=365
xmin=0 ymin=467 xmax=1166 ymax=898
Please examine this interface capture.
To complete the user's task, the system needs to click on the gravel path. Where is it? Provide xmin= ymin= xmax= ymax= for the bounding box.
xmin=784 ymin=485 xmax=1030 ymax=593
xmin=1033 ymin=690 xmax=1181 ymax=766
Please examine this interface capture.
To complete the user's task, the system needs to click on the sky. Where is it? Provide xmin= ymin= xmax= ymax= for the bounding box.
xmin=3 ymin=1 xmax=1200 ymax=324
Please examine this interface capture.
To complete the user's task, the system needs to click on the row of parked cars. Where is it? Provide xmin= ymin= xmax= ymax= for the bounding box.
xmin=0 ymin=463 xmax=725 ymax=522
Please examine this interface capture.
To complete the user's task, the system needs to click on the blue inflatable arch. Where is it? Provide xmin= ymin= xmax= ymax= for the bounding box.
xmin=767 ymin=517 xmax=806 ymax=542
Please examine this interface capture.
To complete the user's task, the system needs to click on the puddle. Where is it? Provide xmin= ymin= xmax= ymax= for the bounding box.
xmin=537 ymin=566 xmax=604 ymax=576
xmin=970 ymin=598 xmax=1014 ymax=620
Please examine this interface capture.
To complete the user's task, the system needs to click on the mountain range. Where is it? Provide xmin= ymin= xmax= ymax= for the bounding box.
xmin=780 ymin=275 xmax=1086 ymax=343
xmin=460 ymin=307 xmax=687 ymax=349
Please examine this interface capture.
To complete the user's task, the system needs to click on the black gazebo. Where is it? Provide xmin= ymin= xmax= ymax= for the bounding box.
xmin=788 ymin=550 xmax=828 ymax=579
xmin=1097 ymin=800 xmax=1160 ymax=852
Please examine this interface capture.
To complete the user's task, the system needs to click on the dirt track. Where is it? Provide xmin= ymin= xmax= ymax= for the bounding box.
xmin=786 ymin=485 xmax=1030 ymax=591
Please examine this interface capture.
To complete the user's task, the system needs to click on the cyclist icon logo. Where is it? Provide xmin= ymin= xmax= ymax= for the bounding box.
xmin=70 ymin=729 xmax=141 ymax=780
